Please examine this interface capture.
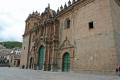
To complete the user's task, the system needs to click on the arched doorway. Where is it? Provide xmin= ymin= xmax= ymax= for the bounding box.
xmin=29 ymin=57 xmax=33 ymax=69
xmin=38 ymin=46 xmax=45 ymax=70
xmin=62 ymin=52 xmax=70 ymax=72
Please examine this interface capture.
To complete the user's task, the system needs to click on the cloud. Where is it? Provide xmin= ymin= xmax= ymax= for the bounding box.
xmin=0 ymin=11 xmax=25 ymax=42
xmin=0 ymin=0 xmax=69 ymax=42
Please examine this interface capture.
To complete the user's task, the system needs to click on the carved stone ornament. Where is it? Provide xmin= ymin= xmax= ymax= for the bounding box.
xmin=114 ymin=0 xmax=120 ymax=6
xmin=60 ymin=37 xmax=74 ymax=49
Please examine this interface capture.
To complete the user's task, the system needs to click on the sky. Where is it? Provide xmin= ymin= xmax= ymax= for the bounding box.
xmin=0 ymin=0 xmax=69 ymax=42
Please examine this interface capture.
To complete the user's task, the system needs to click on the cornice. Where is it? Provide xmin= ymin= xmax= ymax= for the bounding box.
xmin=56 ymin=0 xmax=95 ymax=17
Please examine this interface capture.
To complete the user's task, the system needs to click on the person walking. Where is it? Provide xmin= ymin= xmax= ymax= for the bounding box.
xmin=118 ymin=66 xmax=120 ymax=76
xmin=116 ymin=66 xmax=120 ymax=77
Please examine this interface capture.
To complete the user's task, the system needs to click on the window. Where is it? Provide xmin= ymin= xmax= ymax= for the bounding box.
xmin=67 ymin=19 xmax=70 ymax=28
xmin=89 ymin=21 xmax=94 ymax=29
xmin=64 ymin=18 xmax=71 ymax=29
xmin=14 ymin=61 xmax=16 ymax=65
xmin=32 ymin=34 xmax=35 ymax=42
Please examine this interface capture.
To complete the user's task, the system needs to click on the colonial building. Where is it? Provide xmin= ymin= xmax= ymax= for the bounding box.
xmin=20 ymin=5 xmax=59 ymax=71
xmin=20 ymin=0 xmax=120 ymax=74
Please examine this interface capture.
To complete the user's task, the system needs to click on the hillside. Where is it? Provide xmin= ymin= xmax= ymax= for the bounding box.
xmin=0 ymin=41 xmax=22 ymax=49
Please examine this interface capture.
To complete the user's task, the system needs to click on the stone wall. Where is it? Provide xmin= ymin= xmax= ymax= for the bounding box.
xmin=21 ymin=0 xmax=120 ymax=74
xmin=20 ymin=35 xmax=30 ymax=68
xmin=58 ymin=0 xmax=117 ymax=73
xmin=109 ymin=0 xmax=120 ymax=65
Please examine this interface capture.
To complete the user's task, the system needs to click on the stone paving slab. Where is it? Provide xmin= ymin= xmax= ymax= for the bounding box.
xmin=0 ymin=67 xmax=118 ymax=80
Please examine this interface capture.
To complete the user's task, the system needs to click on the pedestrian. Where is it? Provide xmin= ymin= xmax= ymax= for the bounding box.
xmin=22 ymin=65 xmax=25 ymax=69
xmin=118 ymin=66 xmax=120 ymax=77
xmin=116 ymin=66 xmax=120 ymax=77
xmin=8 ymin=65 xmax=10 ymax=68
xmin=116 ymin=67 xmax=118 ymax=73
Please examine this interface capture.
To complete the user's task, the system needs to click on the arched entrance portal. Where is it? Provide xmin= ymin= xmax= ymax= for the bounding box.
xmin=62 ymin=52 xmax=70 ymax=72
xmin=29 ymin=57 xmax=33 ymax=69
xmin=38 ymin=46 xmax=45 ymax=70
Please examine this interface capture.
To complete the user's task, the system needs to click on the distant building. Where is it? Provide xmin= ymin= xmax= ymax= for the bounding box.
xmin=9 ymin=48 xmax=21 ymax=67
xmin=20 ymin=0 xmax=120 ymax=74
xmin=0 ymin=44 xmax=21 ymax=67
xmin=0 ymin=44 xmax=11 ymax=66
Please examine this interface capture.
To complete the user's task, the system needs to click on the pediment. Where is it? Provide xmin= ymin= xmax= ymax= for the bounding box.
xmin=60 ymin=38 xmax=74 ymax=49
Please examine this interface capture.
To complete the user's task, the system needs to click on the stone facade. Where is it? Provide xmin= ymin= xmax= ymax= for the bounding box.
xmin=20 ymin=6 xmax=59 ymax=70
xmin=20 ymin=0 xmax=120 ymax=74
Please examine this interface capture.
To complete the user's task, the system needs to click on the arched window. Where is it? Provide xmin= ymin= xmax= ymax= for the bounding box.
xmin=64 ymin=18 xmax=71 ymax=29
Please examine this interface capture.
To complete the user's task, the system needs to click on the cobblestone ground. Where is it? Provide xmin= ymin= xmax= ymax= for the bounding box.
xmin=0 ymin=67 xmax=118 ymax=80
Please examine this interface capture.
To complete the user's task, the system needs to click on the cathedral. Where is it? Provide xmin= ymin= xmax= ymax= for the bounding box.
xmin=20 ymin=0 xmax=120 ymax=74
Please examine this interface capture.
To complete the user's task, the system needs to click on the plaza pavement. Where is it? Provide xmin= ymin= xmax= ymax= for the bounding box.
xmin=0 ymin=67 xmax=118 ymax=80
